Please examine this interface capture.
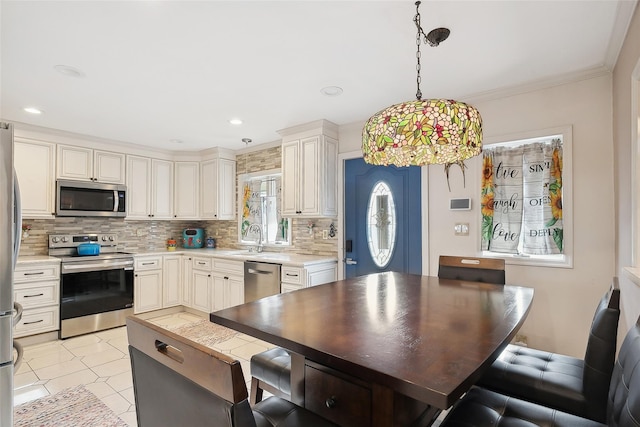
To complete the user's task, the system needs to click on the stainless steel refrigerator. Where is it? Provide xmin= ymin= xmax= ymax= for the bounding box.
xmin=0 ymin=122 xmax=23 ymax=426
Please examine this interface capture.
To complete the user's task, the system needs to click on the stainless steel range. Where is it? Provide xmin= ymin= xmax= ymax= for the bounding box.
xmin=49 ymin=234 xmax=134 ymax=339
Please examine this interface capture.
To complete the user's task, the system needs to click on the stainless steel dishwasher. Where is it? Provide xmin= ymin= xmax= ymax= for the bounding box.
xmin=244 ymin=261 xmax=281 ymax=303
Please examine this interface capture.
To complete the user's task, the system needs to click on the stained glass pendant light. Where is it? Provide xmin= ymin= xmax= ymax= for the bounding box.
xmin=362 ymin=1 xmax=483 ymax=177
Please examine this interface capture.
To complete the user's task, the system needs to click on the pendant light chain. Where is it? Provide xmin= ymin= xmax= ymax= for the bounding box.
xmin=414 ymin=1 xmax=423 ymax=101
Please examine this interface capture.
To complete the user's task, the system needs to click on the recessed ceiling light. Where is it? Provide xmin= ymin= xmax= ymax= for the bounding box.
xmin=54 ymin=65 xmax=85 ymax=78
xmin=169 ymin=139 xmax=183 ymax=144
xmin=320 ymin=86 xmax=343 ymax=97
xmin=229 ymin=118 xmax=243 ymax=125
xmin=23 ymin=107 xmax=43 ymax=115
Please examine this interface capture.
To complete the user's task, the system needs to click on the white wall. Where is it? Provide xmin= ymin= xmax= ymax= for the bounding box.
xmin=613 ymin=3 xmax=640 ymax=343
xmin=340 ymin=74 xmax=615 ymax=357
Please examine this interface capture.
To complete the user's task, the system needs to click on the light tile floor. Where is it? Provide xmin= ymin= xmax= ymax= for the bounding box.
xmin=13 ymin=311 xmax=273 ymax=427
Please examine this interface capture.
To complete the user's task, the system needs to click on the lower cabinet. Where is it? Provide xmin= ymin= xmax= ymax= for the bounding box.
xmin=163 ymin=255 xmax=181 ymax=307
xmin=181 ymin=255 xmax=193 ymax=308
xmin=134 ymin=269 xmax=163 ymax=314
xmin=134 ymin=256 xmax=163 ymax=314
xmin=189 ymin=257 xmax=244 ymax=313
xmin=191 ymin=268 xmax=212 ymax=313
xmin=14 ymin=260 xmax=60 ymax=338
xmin=281 ymin=262 xmax=337 ymax=293
xmin=211 ymin=258 xmax=244 ymax=310
xmin=211 ymin=274 xmax=244 ymax=311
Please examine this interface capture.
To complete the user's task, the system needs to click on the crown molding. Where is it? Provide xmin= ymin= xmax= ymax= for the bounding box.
xmin=463 ymin=65 xmax=612 ymax=105
xmin=606 ymin=0 xmax=639 ymax=70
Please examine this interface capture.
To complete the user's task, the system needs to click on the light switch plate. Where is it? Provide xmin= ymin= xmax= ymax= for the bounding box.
xmin=454 ymin=223 xmax=469 ymax=236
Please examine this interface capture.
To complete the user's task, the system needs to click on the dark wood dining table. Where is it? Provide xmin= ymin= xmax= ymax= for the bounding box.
xmin=210 ymin=271 xmax=534 ymax=427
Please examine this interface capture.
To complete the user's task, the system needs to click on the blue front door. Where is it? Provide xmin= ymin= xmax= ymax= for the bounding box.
xmin=344 ymin=158 xmax=422 ymax=278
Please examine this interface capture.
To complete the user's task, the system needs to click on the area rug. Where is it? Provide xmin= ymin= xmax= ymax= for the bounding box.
xmin=167 ymin=319 xmax=239 ymax=347
xmin=14 ymin=384 xmax=128 ymax=427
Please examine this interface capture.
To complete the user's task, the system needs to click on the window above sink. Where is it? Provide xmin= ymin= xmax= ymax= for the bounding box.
xmin=238 ymin=169 xmax=291 ymax=247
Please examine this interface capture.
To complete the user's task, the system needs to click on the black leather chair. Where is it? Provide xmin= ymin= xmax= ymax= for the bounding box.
xmin=476 ymin=278 xmax=621 ymax=423
xmin=439 ymin=312 xmax=640 ymax=427
xmin=437 ymin=255 xmax=506 ymax=284
xmin=127 ymin=317 xmax=336 ymax=427
xmin=250 ymin=347 xmax=291 ymax=404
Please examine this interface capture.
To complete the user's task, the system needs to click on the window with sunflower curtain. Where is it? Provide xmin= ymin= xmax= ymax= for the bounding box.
xmin=481 ymin=137 xmax=563 ymax=256
xmin=238 ymin=171 xmax=290 ymax=246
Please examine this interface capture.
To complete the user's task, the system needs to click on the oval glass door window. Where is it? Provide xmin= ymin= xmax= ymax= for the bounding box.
xmin=366 ymin=181 xmax=397 ymax=268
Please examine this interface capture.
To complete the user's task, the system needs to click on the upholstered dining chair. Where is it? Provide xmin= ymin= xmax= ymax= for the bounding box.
xmin=439 ymin=309 xmax=640 ymax=427
xmin=127 ymin=317 xmax=336 ymax=427
xmin=437 ymin=255 xmax=506 ymax=285
xmin=476 ymin=278 xmax=621 ymax=423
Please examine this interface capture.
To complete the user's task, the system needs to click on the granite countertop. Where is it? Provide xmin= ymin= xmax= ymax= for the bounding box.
xmin=16 ymin=255 xmax=61 ymax=265
xmin=128 ymin=248 xmax=337 ymax=267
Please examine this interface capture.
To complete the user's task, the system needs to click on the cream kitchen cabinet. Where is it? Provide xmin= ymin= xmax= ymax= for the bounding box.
xmin=14 ymin=137 xmax=56 ymax=218
xmin=200 ymin=157 xmax=236 ymax=220
xmin=181 ymin=255 xmax=194 ymax=308
xmin=174 ymin=162 xmax=199 ymax=219
xmin=134 ymin=256 xmax=163 ymax=314
xmin=281 ymin=135 xmax=338 ymax=217
xmin=126 ymin=156 xmax=174 ymax=220
xmin=211 ymin=258 xmax=244 ymax=310
xmin=162 ymin=255 xmax=182 ymax=308
xmin=190 ymin=257 xmax=212 ymax=313
xmin=14 ymin=260 xmax=60 ymax=337
xmin=280 ymin=261 xmax=337 ymax=293
xmin=57 ymin=145 xmax=125 ymax=184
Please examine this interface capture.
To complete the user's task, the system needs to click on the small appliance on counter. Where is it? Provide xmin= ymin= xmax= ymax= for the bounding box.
xmin=77 ymin=242 xmax=100 ymax=256
xmin=183 ymin=228 xmax=204 ymax=248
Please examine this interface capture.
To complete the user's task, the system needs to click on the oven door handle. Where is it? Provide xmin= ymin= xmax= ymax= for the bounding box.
xmin=62 ymin=261 xmax=134 ymax=274
xmin=113 ymin=190 xmax=119 ymax=212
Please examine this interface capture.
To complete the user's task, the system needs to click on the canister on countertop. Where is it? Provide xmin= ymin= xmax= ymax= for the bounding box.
xmin=206 ymin=236 xmax=216 ymax=248
xmin=167 ymin=238 xmax=177 ymax=251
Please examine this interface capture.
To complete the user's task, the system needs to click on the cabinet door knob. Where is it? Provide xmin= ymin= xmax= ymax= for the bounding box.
xmin=325 ymin=396 xmax=337 ymax=409
xmin=208 ymin=274 xmax=211 ymax=277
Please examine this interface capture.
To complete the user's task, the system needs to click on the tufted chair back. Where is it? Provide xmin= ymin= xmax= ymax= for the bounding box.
xmin=607 ymin=314 xmax=640 ymax=426
xmin=582 ymin=280 xmax=620 ymax=421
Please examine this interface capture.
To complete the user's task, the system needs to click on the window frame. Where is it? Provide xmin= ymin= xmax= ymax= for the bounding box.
xmin=479 ymin=125 xmax=573 ymax=268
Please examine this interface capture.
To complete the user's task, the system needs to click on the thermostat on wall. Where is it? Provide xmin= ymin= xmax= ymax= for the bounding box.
xmin=450 ymin=198 xmax=471 ymax=210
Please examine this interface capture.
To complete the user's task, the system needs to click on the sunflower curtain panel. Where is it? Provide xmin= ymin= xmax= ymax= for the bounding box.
xmin=481 ymin=139 xmax=563 ymax=255
xmin=240 ymin=176 xmax=286 ymax=243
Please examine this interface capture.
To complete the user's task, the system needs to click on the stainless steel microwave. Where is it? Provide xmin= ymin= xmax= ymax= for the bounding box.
xmin=56 ymin=180 xmax=126 ymax=217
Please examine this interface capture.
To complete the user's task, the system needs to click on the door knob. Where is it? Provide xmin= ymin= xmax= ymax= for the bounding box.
xmin=345 ymin=258 xmax=358 ymax=265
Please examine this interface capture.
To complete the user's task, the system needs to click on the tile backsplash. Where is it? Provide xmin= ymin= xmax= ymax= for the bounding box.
xmin=20 ymin=217 xmax=338 ymax=258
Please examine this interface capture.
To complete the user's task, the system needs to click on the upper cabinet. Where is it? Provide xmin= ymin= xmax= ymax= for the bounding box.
xmin=57 ymin=145 xmax=125 ymax=184
xmin=15 ymin=138 xmax=56 ymax=218
xmin=280 ymin=120 xmax=338 ymax=218
xmin=200 ymin=150 xmax=236 ymax=220
xmin=174 ymin=162 xmax=200 ymax=219
xmin=126 ymin=156 xmax=174 ymax=220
